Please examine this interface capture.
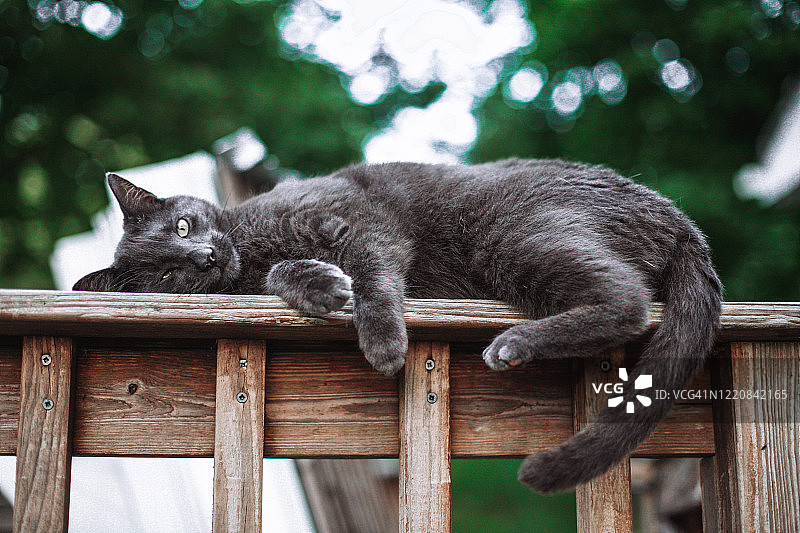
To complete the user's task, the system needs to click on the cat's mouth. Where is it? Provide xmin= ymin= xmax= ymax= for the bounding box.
xmin=186 ymin=242 xmax=241 ymax=292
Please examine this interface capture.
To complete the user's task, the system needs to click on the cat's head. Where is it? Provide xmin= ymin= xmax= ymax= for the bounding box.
xmin=73 ymin=174 xmax=241 ymax=293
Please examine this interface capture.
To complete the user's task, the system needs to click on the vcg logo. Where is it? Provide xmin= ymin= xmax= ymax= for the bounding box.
xmin=591 ymin=368 xmax=653 ymax=413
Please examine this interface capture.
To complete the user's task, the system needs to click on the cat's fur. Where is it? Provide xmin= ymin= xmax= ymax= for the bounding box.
xmin=75 ymin=159 xmax=722 ymax=493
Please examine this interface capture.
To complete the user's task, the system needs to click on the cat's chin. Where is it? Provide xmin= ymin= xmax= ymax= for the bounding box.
xmin=216 ymin=248 xmax=241 ymax=290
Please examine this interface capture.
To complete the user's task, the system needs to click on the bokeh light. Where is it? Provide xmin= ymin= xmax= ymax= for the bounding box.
xmin=593 ymin=60 xmax=627 ymax=105
xmin=81 ymin=2 xmax=123 ymax=39
xmin=550 ymin=81 xmax=582 ymax=116
xmin=660 ymin=59 xmax=701 ymax=100
xmin=760 ymin=0 xmax=783 ymax=18
xmin=34 ymin=0 xmax=123 ymax=39
xmin=505 ymin=64 xmax=547 ymax=103
xmin=726 ymin=47 xmax=750 ymax=76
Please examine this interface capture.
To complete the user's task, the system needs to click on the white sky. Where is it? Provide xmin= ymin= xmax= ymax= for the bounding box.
xmin=282 ymin=0 xmax=535 ymax=163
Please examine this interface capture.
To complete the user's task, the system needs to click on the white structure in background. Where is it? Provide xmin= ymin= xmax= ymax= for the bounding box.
xmin=50 ymin=152 xmax=219 ymax=289
xmin=0 ymin=154 xmax=315 ymax=533
xmin=735 ymin=81 xmax=800 ymax=205
xmin=281 ymin=0 xmax=535 ymax=163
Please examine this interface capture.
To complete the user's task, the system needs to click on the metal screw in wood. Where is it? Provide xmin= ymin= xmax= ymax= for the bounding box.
xmin=600 ymin=359 xmax=612 ymax=372
xmin=42 ymin=398 xmax=54 ymax=410
xmin=425 ymin=359 xmax=435 ymax=371
xmin=239 ymin=358 xmax=247 ymax=369
xmin=236 ymin=392 xmax=248 ymax=403
xmin=41 ymin=353 xmax=51 ymax=366
xmin=426 ymin=392 xmax=437 ymax=404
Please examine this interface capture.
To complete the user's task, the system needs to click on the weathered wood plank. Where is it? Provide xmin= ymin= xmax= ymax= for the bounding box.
xmin=699 ymin=456 xmax=721 ymax=533
xmin=72 ymin=340 xmax=217 ymax=456
xmin=0 ymin=339 xmax=21 ymax=452
xmin=400 ymin=342 xmax=451 ymax=533
xmin=213 ymin=339 xmax=266 ymax=533
xmin=703 ymin=345 xmax=740 ymax=532
xmin=14 ymin=337 xmax=75 ymax=533
xmin=0 ymin=341 xmax=714 ymax=457
xmin=1 ymin=290 xmax=799 ymax=342
xmin=574 ymin=352 xmax=633 ymax=533
xmin=728 ymin=342 xmax=800 ymax=532
xmin=264 ymin=344 xmax=399 ymax=458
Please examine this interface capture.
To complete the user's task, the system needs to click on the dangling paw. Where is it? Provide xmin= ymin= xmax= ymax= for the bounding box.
xmin=358 ymin=321 xmax=408 ymax=376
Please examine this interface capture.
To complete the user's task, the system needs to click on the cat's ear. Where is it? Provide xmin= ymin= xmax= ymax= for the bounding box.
xmin=107 ymin=173 xmax=163 ymax=218
xmin=72 ymin=267 xmax=121 ymax=292
xmin=319 ymin=215 xmax=350 ymax=246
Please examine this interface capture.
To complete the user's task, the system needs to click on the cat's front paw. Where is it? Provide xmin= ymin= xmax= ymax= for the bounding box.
xmin=361 ymin=333 xmax=408 ymax=376
xmin=355 ymin=315 xmax=408 ymax=376
xmin=266 ymin=260 xmax=352 ymax=316
xmin=482 ymin=328 xmax=530 ymax=370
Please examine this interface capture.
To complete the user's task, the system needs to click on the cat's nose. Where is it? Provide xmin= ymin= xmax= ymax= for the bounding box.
xmin=189 ymin=247 xmax=216 ymax=270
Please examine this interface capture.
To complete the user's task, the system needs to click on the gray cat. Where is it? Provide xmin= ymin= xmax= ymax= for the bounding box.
xmin=75 ymin=159 xmax=722 ymax=493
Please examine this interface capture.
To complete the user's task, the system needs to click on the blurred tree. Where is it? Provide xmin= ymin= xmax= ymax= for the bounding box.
xmin=0 ymin=0 xmax=378 ymax=287
xmin=2 ymin=0 xmax=799 ymax=297
xmin=2 ymin=0 xmax=799 ymax=298
xmin=473 ymin=0 xmax=800 ymax=301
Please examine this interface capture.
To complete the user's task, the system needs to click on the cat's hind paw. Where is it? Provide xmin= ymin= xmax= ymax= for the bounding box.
xmin=482 ymin=329 xmax=529 ymax=370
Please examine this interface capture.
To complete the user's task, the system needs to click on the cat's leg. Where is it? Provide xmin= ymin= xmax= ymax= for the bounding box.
xmin=345 ymin=256 xmax=408 ymax=376
xmin=266 ymin=256 xmax=408 ymax=376
xmin=482 ymin=248 xmax=651 ymax=370
xmin=265 ymin=259 xmax=353 ymax=315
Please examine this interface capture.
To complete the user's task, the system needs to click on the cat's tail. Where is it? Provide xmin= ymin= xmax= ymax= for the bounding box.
xmin=517 ymin=231 xmax=722 ymax=494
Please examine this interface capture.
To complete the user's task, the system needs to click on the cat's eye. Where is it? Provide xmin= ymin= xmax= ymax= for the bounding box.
xmin=176 ymin=218 xmax=189 ymax=238
xmin=161 ymin=269 xmax=174 ymax=280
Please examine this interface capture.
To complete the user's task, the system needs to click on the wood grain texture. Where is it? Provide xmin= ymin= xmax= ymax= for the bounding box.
xmin=14 ymin=337 xmax=75 ymax=533
xmin=1 ymin=290 xmax=799 ymax=342
xmin=728 ymin=342 xmax=800 ymax=533
xmin=704 ymin=345 xmax=740 ymax=533
xmin=0 ymin=339 xmax=20 ymax=453
xmin=72 ymin=340 xmax=217 ymax=456
xmin=699 ymin=456 xmax=721 ymax=533
xmin=264 ymin=343 xmax=399 ymax=458
xmin=574 ymin=352 xmax=633 ymax=533
xmin=0 ymin=340 xmax=714 ymax=457
xmin=400 ymin=342 xmax=451 ymax=533
xmin=213 ymin=340 xmax=266 ymax=533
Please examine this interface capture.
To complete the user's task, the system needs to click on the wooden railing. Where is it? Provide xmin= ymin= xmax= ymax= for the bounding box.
xmin=1 ymin=290 xmax=798 ymax=532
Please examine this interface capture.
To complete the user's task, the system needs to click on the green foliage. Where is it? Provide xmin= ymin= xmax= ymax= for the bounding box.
xmin=472 ymin=0 xmax=800 ymax=301
xmin=2 ymin=0 xmax=799 ymax=297
xmin=452 ymin=459 xmax=576 ymax=532
xmin=0 ymin=0 xmax=372 ymax=287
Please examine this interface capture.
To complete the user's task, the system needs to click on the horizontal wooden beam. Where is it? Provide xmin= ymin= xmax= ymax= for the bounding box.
xmin=0 ymin=339 xmax=714 ymax=458
xmin=1 ymin=290 xmax=799 ymax=342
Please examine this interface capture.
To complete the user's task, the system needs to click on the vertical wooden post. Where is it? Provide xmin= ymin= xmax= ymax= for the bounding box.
xmin=14 ymin=336 xmax=75 ymax=533
xmin=213 ymin=339 xmax=266 ymax=533
xmin=725 ymin=342 xmax=799 ymax=532
xmin=574 ymin=350 xmax=633 ymax=533
xmin=699 ymin=456 xmax=723 ymax=532
xmin=701 ymin=345 xmax=738 ymax=532
xmin=399 ymin=342 xmax=451 ymax=533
